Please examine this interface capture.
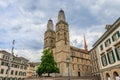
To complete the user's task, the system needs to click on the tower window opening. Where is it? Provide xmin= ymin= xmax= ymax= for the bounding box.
xmin=58 ymin=33 xmax=60 ymax=40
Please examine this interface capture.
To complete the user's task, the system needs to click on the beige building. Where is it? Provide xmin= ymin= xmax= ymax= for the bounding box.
xmin=89 ymin=48 xmax=100 ymax=78
xmin=44 ymin=9 xmax=91 ymax=77
xmin=0 ymin=50 xmax=29 ymax=80
xmin=26 ymin=62 xmax=39 ymax=78
xmin=93 ymin=18 xmax=120 ymax=80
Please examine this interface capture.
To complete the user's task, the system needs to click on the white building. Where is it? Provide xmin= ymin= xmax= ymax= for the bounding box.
xmin=93 ymin=18 xmax=120 ymax=80
xmin=0 ymin=50 xmax=29 ymax=80
xmin=26 ymin=62 xmax=39 ymax=78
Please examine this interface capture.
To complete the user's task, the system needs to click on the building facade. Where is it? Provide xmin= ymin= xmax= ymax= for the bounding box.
xmin=89 ymin=48 xmax=100 ymax=78
xmin=26 ymin=62 xmax=39 ymax=78
xmin=44 ymin=9 xmax=91 ymax=77
xmin=93 ymin=18 xmax=120 ymax=80
xmin=0 ymin=50 xmax=29 ymax=80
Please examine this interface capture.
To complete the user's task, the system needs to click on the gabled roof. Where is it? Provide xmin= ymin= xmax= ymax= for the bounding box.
xmin=18 ymin=57 xmax=29 ymax=61
xmin=70 ymin=46 xmax=88 ymax=54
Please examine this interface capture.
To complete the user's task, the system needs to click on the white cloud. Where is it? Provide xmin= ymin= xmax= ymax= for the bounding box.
xmin=5 ymin=49 xmax=43 ymax=62
xmin=0 ymin=0 xmax=120 ymax=62
xmin=70 ymin=24 xmax=106 ymax=50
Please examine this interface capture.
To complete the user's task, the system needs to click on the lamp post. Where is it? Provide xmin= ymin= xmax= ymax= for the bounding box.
xmin=66 ymin=57 xmax=70 ymax=80
xmin=6 ymin=40 xmax=15 ymax=80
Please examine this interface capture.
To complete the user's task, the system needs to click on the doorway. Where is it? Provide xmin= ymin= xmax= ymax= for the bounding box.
xmin=106 ymin=73 xmax=111 ymax=80
xmin=113 ymin=72 xmax=119 ymax=80
xmin=78 ymin=72 xmax=80 ymax=77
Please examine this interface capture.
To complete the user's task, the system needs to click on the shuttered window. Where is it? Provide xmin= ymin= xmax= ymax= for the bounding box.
xmin=115 ymin=46 xmax=120 ymax=60
xmin=101 ymin=54 xmax=108 ymax=66
xmin=112 ymin=31 xmax=120 ymax=41
xmin=105 ymin=38 xmax=111 ymax=47
xmin=117 ymin=31 xmax=120 ymax=38
xmin=107 ymin=50 xmax=116 ymax=64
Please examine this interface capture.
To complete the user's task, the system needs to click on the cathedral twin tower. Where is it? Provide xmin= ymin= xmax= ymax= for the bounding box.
xmin=44 ymin=9 xmax=69 ymax=49
xmin=44 ymin=9 xmax=90 ymax=76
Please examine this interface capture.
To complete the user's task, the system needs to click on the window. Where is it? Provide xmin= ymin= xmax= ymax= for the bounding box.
xmin=1 ymin=62 xmax=4 ymax=65
xmin=3 ymin=55 xmax=5 ymax=58
xmin=105 ymin=38 xmax=111 ymax=47
xmin=107 ymin=50 xmax=116 ymax=64
xmin=112 ymin=31 xmax=120 ymax=41
xmin=51 ymin=40 xmax=53 ymax=43
xmin=0 ymin=69 xmax=4 ymax=74
xmin=77 ymin=58 xmax=79 ymax=62
xmin=23 ymin=72 xmax=26 ymax=76
xmin=101 ymin=54 xmax=108 ymax=66
xmin=72 ymin=52 xmax=75 ymax=56
xmin=11 ymin=70 xmax=14 ymax=75
xmin=24 ymin=66 xmax=27 ymax=70
xmin=6 ymin=70 xmax=7 ymax=74
xmin=73 ymin=64 xmax=74 ymax=70
xmin=58 ymin=33 xmax=60 ymax=39
xmin=19 ymin=72 xmax=21 ymax=75
xmin=45 ymin=40 xmax=47 ymax=45
xmin=78 ymin=65 xmax=80 ymax=70
xmin=115 ymin=46 xmax=120 ymax=60
xmin=15 ymin=71 xmax=18 ymax=75
xmin=1 ymin=62 xmax=8 ymax=66
xmin=72 ymin=57 xmax=74 ymax=61
xmin=100 ymin=45 xmax=103 ymax=51
xmin=21 ymin=66 xmax=23 ymax=69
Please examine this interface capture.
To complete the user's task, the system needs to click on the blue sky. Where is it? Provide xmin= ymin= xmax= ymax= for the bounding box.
xmin=0 ymin=0 xmax=120 ymax=62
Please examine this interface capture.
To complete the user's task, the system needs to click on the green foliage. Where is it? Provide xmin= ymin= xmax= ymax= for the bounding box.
xmin=36 ymin=49 xmax=59 ymax=76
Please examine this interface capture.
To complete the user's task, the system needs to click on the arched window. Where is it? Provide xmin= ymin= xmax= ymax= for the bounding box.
xmin=46 ymin=40 xmax=47 ymax=44
xmin=64 ymin=32 xmax=67 ymax=45
xmin=51 ymin=40 xmax=53 ymax=46
xmin=106 ymin=73 xmax=111 ymax=80
xmin=58 ymin=33 xmax=60 ymax=40
xmin=51 ymin=40 xmax=53 ymax=43
xmin=113 ymin=72 xmax=119 ymax=80
xmin=64 ymin=32 xmax=66 ymax=37
xmin=24 ymin=72 xmax=26 ymax=76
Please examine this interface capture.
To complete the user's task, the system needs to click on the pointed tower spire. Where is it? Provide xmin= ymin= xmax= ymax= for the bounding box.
xmin=58 ymin=9 xmax=66 ymax=22
xmin=47 ymin=18 xmax=54 ymax=30
xmin=84 ymin=34 xmax=88 ymax=51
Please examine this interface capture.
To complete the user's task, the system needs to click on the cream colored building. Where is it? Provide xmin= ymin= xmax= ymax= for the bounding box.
xmin=44 ymin=9 xmax=91 ymax=77
xmin=93 ymin=18 xmax=120 ymax=80
xmin=26 ymin=62 xmax=39 ymax=78
xmin=0 ymin=50 xmax=29 ymax=80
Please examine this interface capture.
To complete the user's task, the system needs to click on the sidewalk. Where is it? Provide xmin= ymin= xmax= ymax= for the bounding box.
xmin=25 ymin=76 xmax=100 ymax=80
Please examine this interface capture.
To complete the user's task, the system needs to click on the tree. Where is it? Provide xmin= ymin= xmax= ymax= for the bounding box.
xmin=36 ymin=65 xmax=42 ymax=76
xmin=36 ymin=49 xmax=59 ymax=76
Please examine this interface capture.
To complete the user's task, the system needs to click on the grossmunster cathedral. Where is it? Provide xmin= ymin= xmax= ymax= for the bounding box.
xmin=44 ymin=9 xmax=91 ymax=77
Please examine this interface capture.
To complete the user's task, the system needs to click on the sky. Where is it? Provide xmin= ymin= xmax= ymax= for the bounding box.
xmin=0 ymin=0 xmax=120 ymax=62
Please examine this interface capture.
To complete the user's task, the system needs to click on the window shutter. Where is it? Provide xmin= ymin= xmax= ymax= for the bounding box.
xmin=101 ymin=57 xmax=104 ymax=66
xmin=105 ymin=42 xmax=107 ymax=47
xmin=117 ymin=31 xmax=120 ymax=38
xmin=115 ymin=48 xmax=120 ymax=60
xmin=112 ymin=36 xmax=114 ymax=41
xmin=112 ymin=51 xmax=116 ymax=62
xmin=107 ymin=53 xmax=110 ymax=64
xmin=109 ymin=39 xmax=111 ymax=44
xmin=105 ymin=55 xmax=108 ymax=65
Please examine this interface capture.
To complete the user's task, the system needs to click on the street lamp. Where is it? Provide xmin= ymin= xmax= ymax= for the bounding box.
xmin=66 ymin=57 xmax=70 ymax=80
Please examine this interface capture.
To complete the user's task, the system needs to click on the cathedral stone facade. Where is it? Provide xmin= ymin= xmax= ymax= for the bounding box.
xmin=44 ymin=9 xmax=91 ymax=77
